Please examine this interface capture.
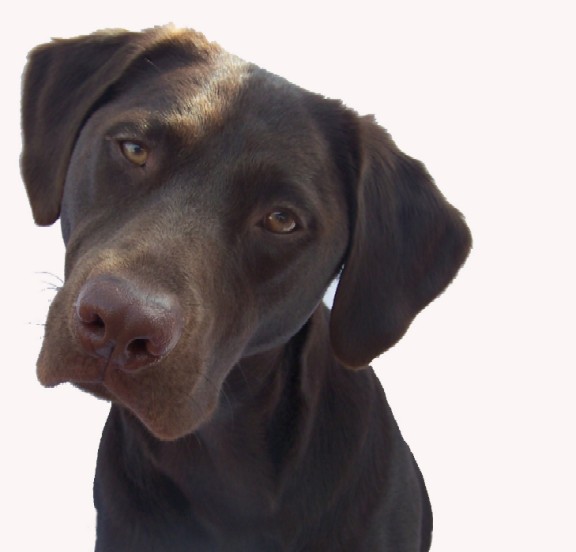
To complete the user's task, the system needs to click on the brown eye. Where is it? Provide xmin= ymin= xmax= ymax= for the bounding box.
xmin=263 ymin=210 xmax=299 ymax=234
xmin=119 ymin=141 xmax=148 ymax=166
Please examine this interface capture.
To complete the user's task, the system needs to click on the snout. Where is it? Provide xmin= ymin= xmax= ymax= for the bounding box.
xmin=74 ymin=276 xmax=184 ymax=372
xmin=36 ymin=254 xmax=236 ymax=439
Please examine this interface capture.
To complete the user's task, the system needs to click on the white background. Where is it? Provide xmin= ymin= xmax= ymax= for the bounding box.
xmin=2 ymin=1 xmax=574 ymax=550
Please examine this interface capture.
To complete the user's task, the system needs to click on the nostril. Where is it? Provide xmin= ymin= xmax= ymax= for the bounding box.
xmin=126 ymin=338 xmax=151 ymax=357
xmin=76 ymin=301 xmax=107 ymax=337
xmin=84 ymin=313 xmax=106 ymax=336
xmin=92 ymin=314 xmax=105 ymax=329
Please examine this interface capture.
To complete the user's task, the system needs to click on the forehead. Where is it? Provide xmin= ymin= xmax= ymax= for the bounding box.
xmin=104 ymin=47 xmax=330 ymax=168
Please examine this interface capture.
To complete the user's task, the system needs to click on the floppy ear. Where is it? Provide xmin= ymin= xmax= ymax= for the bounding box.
xmin=21 ymin=29 xmax=143 ymax=225
xmin=20 ymin=26 xmax=209 ymax=226
xmin=330 ymin=116 xmax=472 ymax=368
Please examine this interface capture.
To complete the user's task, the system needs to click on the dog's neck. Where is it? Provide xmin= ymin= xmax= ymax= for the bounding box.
xmin=108 ymin=306 xmax=335 ymax=511
xmin=96 ymin=305 xmax=389 ymax=542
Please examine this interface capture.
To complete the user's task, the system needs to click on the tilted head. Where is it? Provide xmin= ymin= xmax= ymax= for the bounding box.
xmin=21 ymin=26 xmax=471 ymax=440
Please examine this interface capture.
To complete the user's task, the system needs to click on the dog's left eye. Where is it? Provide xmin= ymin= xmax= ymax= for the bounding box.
xmin=262 ymin=210 xmax=299 ymax=234
xmin=119 ymin=140 xmax=149 ymax=167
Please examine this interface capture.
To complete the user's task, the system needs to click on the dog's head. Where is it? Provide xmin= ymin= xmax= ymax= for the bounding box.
xmin=21 ymin=26 xmax=471 ymax=440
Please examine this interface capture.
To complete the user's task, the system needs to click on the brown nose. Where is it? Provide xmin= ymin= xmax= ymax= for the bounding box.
xmin=74 ymin=276 xmax=183 ymax=372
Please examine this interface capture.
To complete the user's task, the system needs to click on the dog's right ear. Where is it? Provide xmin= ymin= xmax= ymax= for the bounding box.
xmin=20 ymin=26 xmax=212 ymax=226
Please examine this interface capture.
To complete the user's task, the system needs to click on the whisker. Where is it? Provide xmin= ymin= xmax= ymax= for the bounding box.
xmin=34 ymin=271 xmax=64 ymax=285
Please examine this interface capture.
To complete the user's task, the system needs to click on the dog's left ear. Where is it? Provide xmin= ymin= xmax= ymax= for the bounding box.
xmin=330 ymin=116 xmax=472 ymax=368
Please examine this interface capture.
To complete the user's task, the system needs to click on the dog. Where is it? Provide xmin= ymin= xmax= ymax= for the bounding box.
xmin=21 ymin=26 xmax=471 ymax=551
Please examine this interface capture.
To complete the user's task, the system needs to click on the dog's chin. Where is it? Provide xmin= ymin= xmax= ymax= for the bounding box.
xmin=37 ymin=362 xmax=212 ymax=442
xmin=36 ymin=344 xmax=220 ymax=441
xmin=70 ymin=380 xmax=212 ymax=441
xmin=134 ymin=411 xmax=209 ymax=442
xmin=70 ymin=381 xmax=109 ymax=398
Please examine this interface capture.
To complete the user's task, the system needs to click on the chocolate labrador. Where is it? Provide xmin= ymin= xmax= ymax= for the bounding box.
xmin=21 ymin=26 xmax=471 ymax=551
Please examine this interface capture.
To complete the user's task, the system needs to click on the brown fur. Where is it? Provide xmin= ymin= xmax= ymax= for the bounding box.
xmin=21 ymin=26 xmax=471 ymax=551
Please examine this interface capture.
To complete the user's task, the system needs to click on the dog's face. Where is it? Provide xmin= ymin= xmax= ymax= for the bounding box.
xmin=21 ymin=27 xmax=471 ymax=440
xmin=31 ymin=40 xmax=351 ymax=439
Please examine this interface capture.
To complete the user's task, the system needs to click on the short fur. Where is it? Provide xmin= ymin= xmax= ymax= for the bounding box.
xmin=21 ymin=26 xmax=471 ymax=551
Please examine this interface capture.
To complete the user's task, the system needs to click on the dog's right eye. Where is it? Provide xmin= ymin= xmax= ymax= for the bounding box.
xmin=119 ymin=140 xmax=149 ymax=167
xmin=262 ymin=210 xmax=299 ymax=234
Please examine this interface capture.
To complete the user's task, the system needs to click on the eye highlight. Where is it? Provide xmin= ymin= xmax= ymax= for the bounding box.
xmin=119 ymin=140 xmax=149 ymax=167
xmin=262 ymin=210 xmax=299 ymax=234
